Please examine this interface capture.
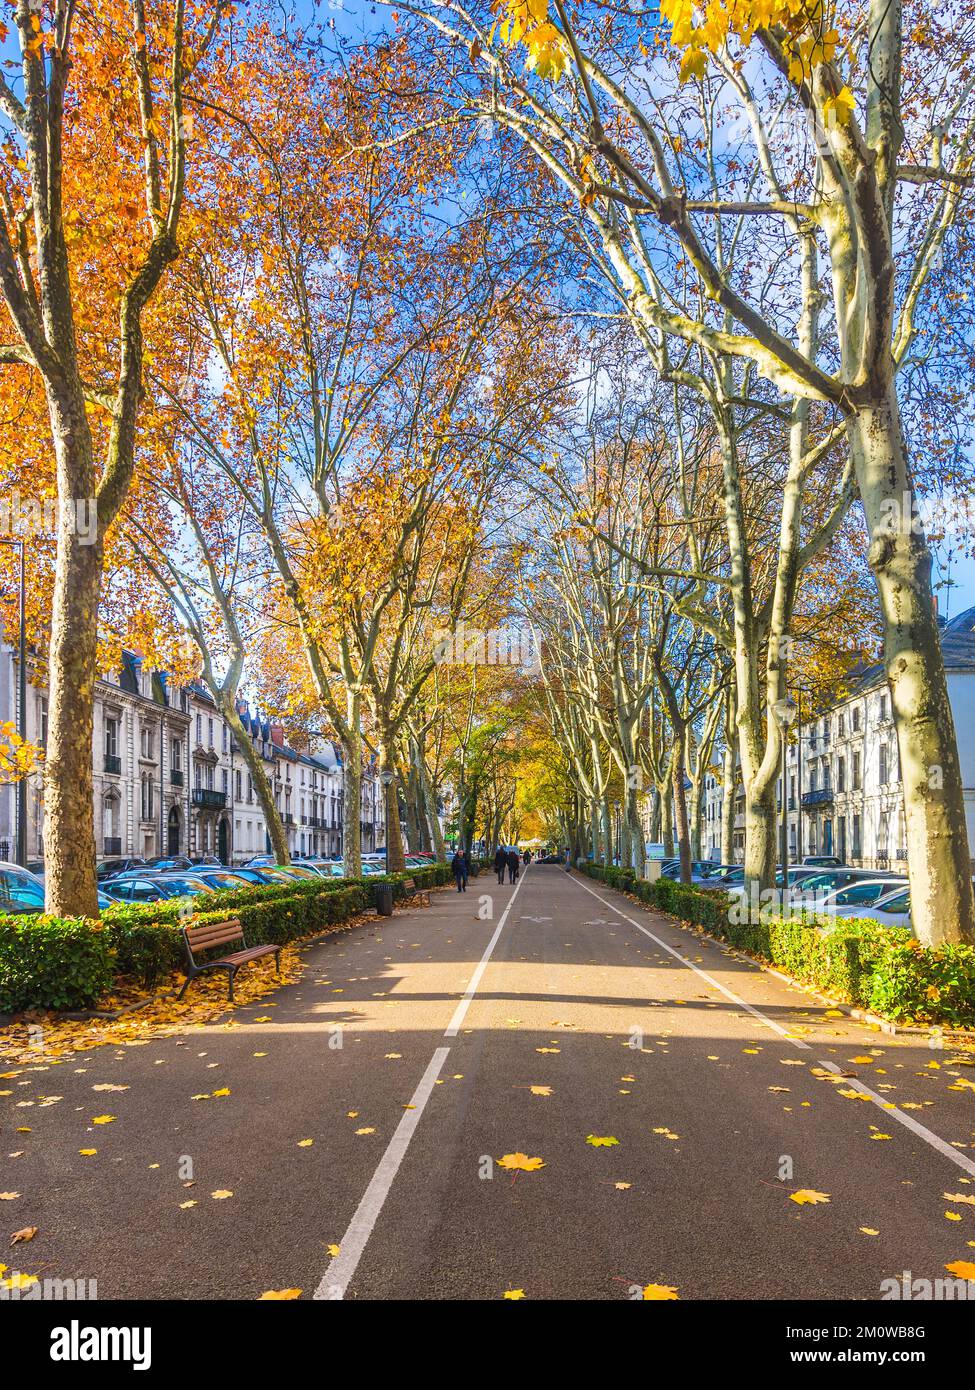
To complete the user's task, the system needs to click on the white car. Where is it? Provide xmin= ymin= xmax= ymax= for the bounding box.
xmin=818 ymin=878 xmax=909 ymax=915
xmin=830 ymin=885 xmax=912 ymax=929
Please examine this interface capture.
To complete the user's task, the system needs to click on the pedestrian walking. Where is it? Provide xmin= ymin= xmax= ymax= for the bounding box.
xmin=494 ymin=845 xmax=506 ymax=885
xmin=522 ymin=848 xmax=531 ymax=867
xmin=506 ymin=847 xmax=519 ymax=884
xmin=452 ymin=848 xmax=469 ymax=893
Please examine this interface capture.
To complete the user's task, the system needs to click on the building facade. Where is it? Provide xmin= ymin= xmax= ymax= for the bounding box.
xmin=0 ymin=647 xmax=384 ymax=866
xmin=702 ymin=606 xmax=975 ymax=869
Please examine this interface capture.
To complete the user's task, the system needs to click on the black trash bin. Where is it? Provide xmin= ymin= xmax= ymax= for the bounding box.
xmin=375 ymin=883 xmax=394 ymax=916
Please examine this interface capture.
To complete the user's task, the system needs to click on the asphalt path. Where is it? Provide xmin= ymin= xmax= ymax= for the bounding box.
xmin=4 ymin=865 xmax=975 ymax=1301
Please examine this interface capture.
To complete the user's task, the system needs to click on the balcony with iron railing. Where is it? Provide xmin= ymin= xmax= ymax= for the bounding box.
xmin=170 ymin=769 xmax=184 ymax=786
xmin=191 ymin=787 xmax=226 ymax=809
xmin=801 ymin=786 xmax=834 ymax=808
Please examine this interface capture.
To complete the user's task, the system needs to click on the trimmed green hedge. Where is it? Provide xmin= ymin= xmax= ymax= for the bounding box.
xmin=0 ymin=865 xmax=449 ymax=1012
xmin=577 ymin=862 xmax=975 ymax=1027
xmin=0 ymin=915 xmax=113 ymax=1013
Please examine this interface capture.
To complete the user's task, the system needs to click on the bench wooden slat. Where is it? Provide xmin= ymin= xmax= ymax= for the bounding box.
xmin=185 ymin=920 xmax=244 ymax=951
xmin=178 ymin=918 xmax=280 ymax=1003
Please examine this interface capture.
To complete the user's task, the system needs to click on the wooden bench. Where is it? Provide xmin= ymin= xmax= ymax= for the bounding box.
xmin=178 ymin=919 xmax=281 ymax=1002
xmin=401 ymin=877 xmax=430 ymax=907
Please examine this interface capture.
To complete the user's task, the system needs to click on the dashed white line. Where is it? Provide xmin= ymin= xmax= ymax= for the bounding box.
xmin=314 ymin=871 xmax=528 ymax=1299
xmin=444 ymin=867 xmax=529 ymax=1037
xmin=569 ymin=871 xmax=975 ymax=1180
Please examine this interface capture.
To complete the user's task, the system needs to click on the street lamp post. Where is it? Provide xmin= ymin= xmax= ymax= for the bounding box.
xmin=0 ymin=540 xmax=27 ymax=866
xmin=772 ymin=696 xmax=798 ymax=895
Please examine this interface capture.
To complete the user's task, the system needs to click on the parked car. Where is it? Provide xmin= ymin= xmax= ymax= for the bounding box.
xmin=188 ymin=855 xmax=222 ymax=868
xmin=830 ymin=885 xmax=912 ymax=929
xmin=220 ymin=866 xmax=297 ymax=886
xmin=143 ymin=855 xmax=194 ymax=873
xmin=100 ymin=875 xmax=213 ymax=904
xmin=790 ymin=867 xmax=899 ymax=901
xmin=817 ymin=878 xmax=909 ymax=913
xmin=96 ymin=856 xmax=148 ymax=882
xmin=661 ymin=860 xmax=718 ymax=881
xmin=154 ymin=869 xmax=252 ymax=892
xmin=269 ymin=864 xmax=323 ymax=882
xmin=698 ymin=864 xmax=746 ymax=884
xmin=800 ymin=855 xmax=843 ymax=868
xmin=0 ymin=861 xmax=114 ymax=912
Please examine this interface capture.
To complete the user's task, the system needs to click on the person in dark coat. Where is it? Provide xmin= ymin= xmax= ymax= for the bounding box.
xmin=522 ymin=848 xmax=531 ymax=866
xmin=506 ymin=847 xmax=519 ymax=884
xmin=452 ymin=848 xmax=468 ymax=893
xmin=494 ymin=846 xmax=507 ymax=884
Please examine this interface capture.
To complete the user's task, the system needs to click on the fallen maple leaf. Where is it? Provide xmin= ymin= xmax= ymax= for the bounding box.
xmin=297 ymin=1139 xmax=314 ymax=1147
xmin=91 ymin=1115 xmax=115 ymax=1125
xmin=945 ymin=1193 xmax=975 ymax=1206
xmin=210 ymin=1190 xmax=234 ymax=1200
xmin=586 ymin=1135 xmax=619 ymax=1147
xmin=0 ymin=1271 xmax=37 ymax=1290
xmin=92 ymin=1084 xmax=129 ymax=1092
xmin=212 ymin=1088 xmax=231 ymax=1098
xmin=529 ymin=1086 xmax=552 ymax=1096
xmin=536 ymin=1047 xmax=560 ymax=1054
xmin=497 ymin=1152 xmax=545 ymax=1171
xmin=642 ymin=1283 xmax=679 ymax=1300
xmin=503 ymin=1289 xmax=526 ymax=1299
xmin=790 ymin=1189 xmax=831 ymax=1206
xmin=0 ymin=1194 xmax=20 ymax=1201
xmin=860 ymin=1228 xmax=879 ymax=1236
xmin=258 ymin=1288 xmax=301 ymax=1300
xmin=327 ymin=1244 xmax=340 ymax=1257
xmin=9 ymin=1226 xmax=36 ymax=1246
xmin=945 ymin=1261 xmax=975 ymax=1280
xmin=179 ymin=1201 xmax=197 ymax=1209
xmin=355 ymin=1127 xmax=376 ymax=1136
xmin=78 ymin=1149 xmax=97 ymax=1157
xmin=615 ymin=1182 xmax=631 ymax=1190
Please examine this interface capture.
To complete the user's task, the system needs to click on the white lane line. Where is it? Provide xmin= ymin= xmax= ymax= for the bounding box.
xmin=570 ymin=872 xmax=975 ymax=1180
xmin=313 ymin=869 xmax=531 ymax=1299
xmin=443 ymin=867 xmax=529 ymax=1038
xmin=313 ymin=1046 xmax=451 ymax=1300
xmin=570 ymin=871 xmax=811 ymax=1047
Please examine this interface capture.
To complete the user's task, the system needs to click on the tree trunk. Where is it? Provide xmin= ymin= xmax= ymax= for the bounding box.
xmin=661 ymin=785 xmax=674 ymax=858
xmin=342 ymin=734 xmax=362 ymax=880
xmin=220 ymin=699 xmax=290 ymax=864
xmin=44 ymin=453 xmax=102 ymax=919
xmin=743 ymin=788 xmax=777 ymax=889
xmin=672 ymin=748 xmax=692 ymax=884
xmin=849 ymin=387 xmax=975 ymax=944
xmin=402 ymin=761 xmax=421 ymax=856
xmin=417 ymin=755 xmax=446 ymax=862
xmin=721 ymin=731 xmax=736 ymax=866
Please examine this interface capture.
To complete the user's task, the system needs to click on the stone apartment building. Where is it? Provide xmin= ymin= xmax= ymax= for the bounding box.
xmin=702 ymin=605 xmax=975 ymax=870
xmin=0 ymin=645 xmax=384 ymax=866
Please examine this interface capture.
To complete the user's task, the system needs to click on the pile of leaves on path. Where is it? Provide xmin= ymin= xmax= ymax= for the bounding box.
xmin=0 ymin=944 xmax=309 ymax=1064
